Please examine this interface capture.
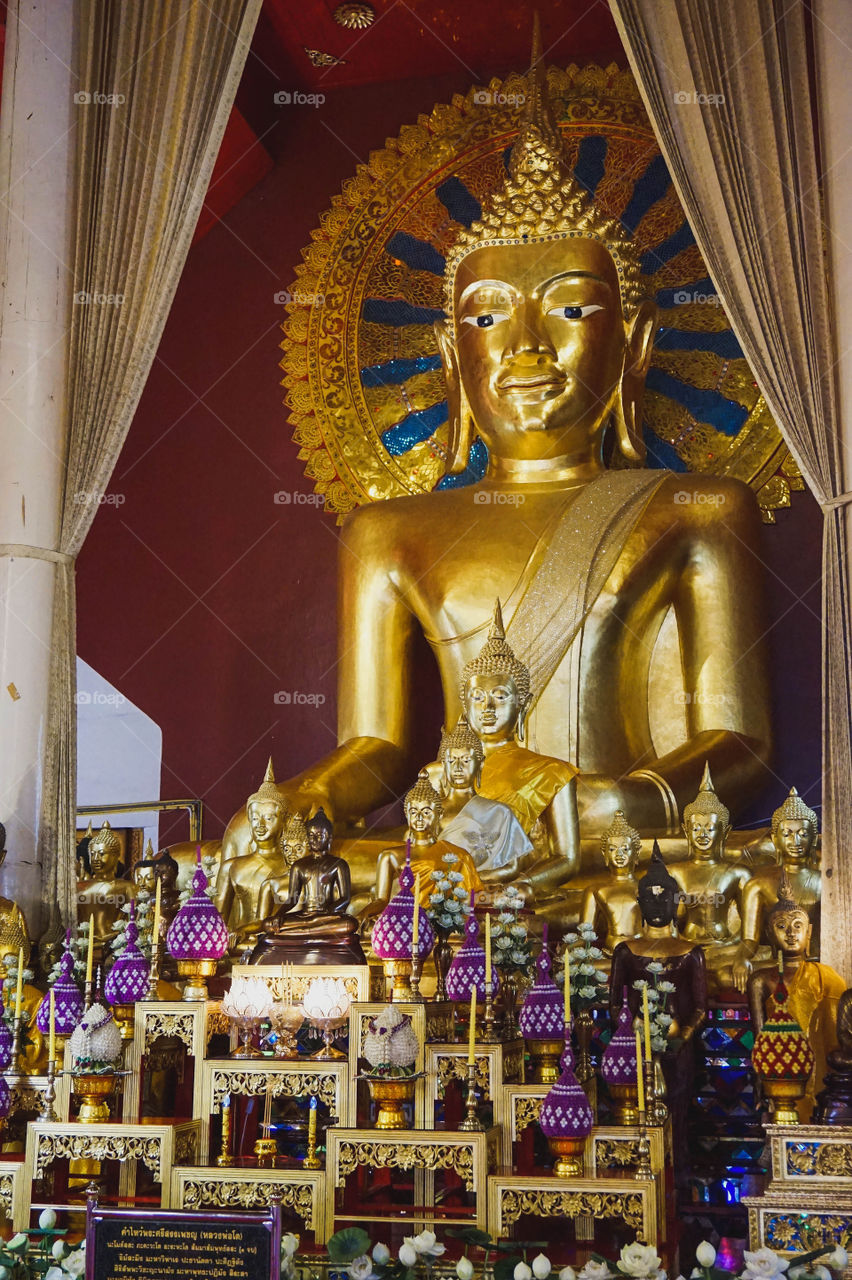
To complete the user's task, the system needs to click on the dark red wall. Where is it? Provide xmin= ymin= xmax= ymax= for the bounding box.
xmin=75 ymin=75 xmax=824 ymax=844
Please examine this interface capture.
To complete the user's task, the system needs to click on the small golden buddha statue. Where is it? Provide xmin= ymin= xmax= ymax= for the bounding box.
xmin=132 ymin=846 xmax=158 ymax=895
xmin=0 ymin=833 xmax=46 ymax=1073
xmin=373 ymin=772 xmax=482 ymax=909
xmin=0 ymin=826 xmax=32 ymax=971
xmin=154 ymin=847 xmax=182 ymax=929
xmin=734 ymin=787 xmax=821 ymax=991
xmin=221 ymin=33 xmax=772 ymax=861
xmin=249 ymin=809 xmax=363 ymax=965
xmin=215 ymin=759 xmax=289 ymax=930
xmin=437 ymin=716 xmax=534 ymax=882
xmin=747 ymin=875 xmax=843 ymax=1122
xmin=580 ymin=810 xmax=643 ymax=953
xmin=254 ymin=814 xmax=309 ymax=923
xmin=669 ymin=764 xmax=749 ymax=989
xmin=76 ymin=820 xmax=137 ymax=958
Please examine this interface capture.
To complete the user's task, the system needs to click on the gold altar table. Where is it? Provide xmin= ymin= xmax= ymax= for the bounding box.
xmin=170 ymin=1163 xmax=328 ymax=1241
xmin=15 ymin=1117 xmax=201 ymax=1229
xmin=123 ymin=999 xmax=226 ymax=1122
xmin=745 ymin=1124 xmax=852 ymax=1254
xmin=348 ymin=1001 xmax=455 ymax=1128
xmin=0 ymin=1158 xmax=23 ymax=1223
xmin=425 ymin=1040 xmax=525 ymax=1131
xmin=326 ymin=1125 xmax=500 ymax=1233
xmin=233 ymin=963 xmax=370 ymax=1003
xmin=487 ymin=1172 xmax=659 ymax=1246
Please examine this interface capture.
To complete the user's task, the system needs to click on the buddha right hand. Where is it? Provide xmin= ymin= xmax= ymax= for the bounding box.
xmin=732 ymin=957 xmax=752 ymax=993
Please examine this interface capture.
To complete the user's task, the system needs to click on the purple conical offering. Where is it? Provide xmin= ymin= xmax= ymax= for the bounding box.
xmin=37 ymin=931 xmax=83 ymax=1036
xmin=602 ymin=986 xmax=638 ymax=1087
xmin=167 ymin=853 xmax=228 ymax=961
xmin=539 ymin=1034 xmax=594 ymax=1139
xmin=519 ymin=926 xmax=563 ymax=1039
xmin=105 ymin=904 xmax=150 ymax=1005
xmin=446 ymin=891 xmax=499 ymax=1001
xmin=371 ymin=848 xmax=435 ymax=960
xmin=0 ymin=990 xmax=13 ymax=1070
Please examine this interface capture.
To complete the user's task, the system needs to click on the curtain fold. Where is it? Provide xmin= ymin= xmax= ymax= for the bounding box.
xmin=608 ymin=0 xmax=852 ymax=975
xmin=40 ymin=0 xmax=263 ymax=945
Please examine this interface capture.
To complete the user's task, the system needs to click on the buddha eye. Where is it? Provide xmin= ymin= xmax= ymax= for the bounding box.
xmin=461 ymin=311 xmax=510 ymax=328
xmin=546 ymin=304 xmax=604 ymax=320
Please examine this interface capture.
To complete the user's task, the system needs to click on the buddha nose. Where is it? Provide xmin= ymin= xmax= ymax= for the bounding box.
xmin=509 ymin=299 xmax=556 ymax=357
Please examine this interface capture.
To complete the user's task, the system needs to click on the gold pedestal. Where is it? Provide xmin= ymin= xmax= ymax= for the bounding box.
xmin=72 ymin=1074 xmax=115 ymax=1123
xmin=549 ymin=1133 xmax=587 ymax=1177
xmin=382 ymin=959 xmax=413 ymax=1002
xmin=254 ymin=1137 xmax=278 ymax=1167
xmin=176 ymin=958 xmax=218 ymax=1001
xmin=367 ymin=1077 xmax=416 ymax=1130
xmin=111 ymin=1004 xmax=135 ymax=1041
xmin=763 ymin=1078 xmax=807 ymax=1125
xmin=526 ymin=1038 xmax=564 ymax=1085
xmin=610 ymin=1082 xmax=641 ymax=1126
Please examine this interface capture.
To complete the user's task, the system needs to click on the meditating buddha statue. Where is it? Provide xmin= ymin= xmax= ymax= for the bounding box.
xmin=747 ymin=875 xmax=843 ymax=1122
xmin=132 ymin=852 xmax=158 ymax=896
xmin=734 ymin=787 xmax=821 ymax=991
xmin=249 ymin=809 xmax=364 ymax=965
xmin=437 ymin=716 xmax=534 ymax=881
xmin=153 ymin=848 xmax=182 ymax=930
xmin=670 ymin=765 xmax=750 ymax=990
xmin=372 ymin=772 xmax=482 ymax=909
xmin=76 ymin=820 xmax=137 ymax=958
xmin=580 ymin=810 xmax=643 ymax=954
xmin=220 ymin=32 xmax=771 ymax=870
xmin=215 ymin=760 xmax=289 ymax=930
xmin=254 ymin=814 xmax=309 ymax=924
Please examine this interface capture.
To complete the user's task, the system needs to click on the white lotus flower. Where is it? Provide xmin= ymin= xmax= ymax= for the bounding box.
xmin=532 ymin=1254 xmax=552 ymax=1279
xmin=39 ymin=1208 xmax=57 ymax=1229
xmin=457 ymin=1259 xmax=475 ymax=1280
xmin=695 ymin=1243 xmax=716 ymax=1268
xmin=578 ymin=1259 xmax=613 ymax=1280
xmin=348 ymin=1256 xmax=377 ymax=1280
xmin=515 ymin=1266 xmax=533 ymax=1280
xmin=399 ymin=1245 xmax=418 ymax=1268
xmin=559 ymin=1269 xmax=577 ymax=1280
xmin=741 ymin=1250 xmax=789 ymax=1280
xmin=619 ymin=1243 xmax=663 ymax=1278
xmin=372 ymin=1244 xmax=390 ymax=1266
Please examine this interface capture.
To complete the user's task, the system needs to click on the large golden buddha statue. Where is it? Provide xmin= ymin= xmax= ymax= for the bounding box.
xmin=221 ymin=37 xmax=771 ymax=867
xmin=216 ymin=760 xmax=288 ymax=930
xmin=734 ymin=787 xmax=821 ymax=992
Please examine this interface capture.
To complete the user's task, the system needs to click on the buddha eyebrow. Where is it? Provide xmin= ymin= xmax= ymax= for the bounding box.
xmin=542 ymin=271 xmax=611 ymax=289
xmin=458 ymin=279 xmax=516 ymax=305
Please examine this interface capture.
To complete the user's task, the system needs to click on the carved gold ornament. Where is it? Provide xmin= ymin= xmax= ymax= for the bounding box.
xmin=281 ymin=63 xmax=798 ymax=523
xmin=499 ymin=1186 xmax=644 ymax=1231
xmin=181 ymin=1178 xmax=315 ymax=1223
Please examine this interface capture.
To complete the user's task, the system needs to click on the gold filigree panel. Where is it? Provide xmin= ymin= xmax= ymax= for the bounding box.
xmin=499 ymin=1187 xmax=643 ymax=1231
xmin=211 ymin=1068 xmax=338 ymax=1111
xmin=181 ymin=1178 xmax=315 ymax=1223
xmin=336 ymin=1138 xmax=475 ymax=1190
xmin=35 ymin=1133 xmax=164 ymax=1180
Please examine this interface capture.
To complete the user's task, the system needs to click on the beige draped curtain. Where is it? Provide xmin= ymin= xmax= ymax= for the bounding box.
xmin=41 ymin=0 xmax=263 ymax=942
xmin=608 ymin=0 xmax=852 ymax=975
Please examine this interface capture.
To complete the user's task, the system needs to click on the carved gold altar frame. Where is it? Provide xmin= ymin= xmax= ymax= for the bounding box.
xmin=425 ymin=1041 xmax=525 ymax=1133
xmin=170 ymin=1164 xmax=328 ymax=1242
xmin=347 ymin=1001 xmax=455 ymax=1127
xmin=4 ymin=1069 xmax=73 ymax=1125
xmin=232 ymin=964 xmax=370 ymax=1003
xmin=326 ymin=1125 xmax=500 ymax=1233
xmin=765 ymin=1123 xmax=852 ymax=1184
xmin=199 ymin=1058 xmax=350 ymax=1163
xmin=16 ymin=1118 xmax=200 ymax=1230
xmin=487 ymin=1172 xmax=658 ymax=1246
xmin=123 ymin=999 xmax=226 ymax=1123
xmin=745 ymin=1190 xmax=852 ymax=1254
xmin=0 ymin=1160 xmax=23 ymax=1224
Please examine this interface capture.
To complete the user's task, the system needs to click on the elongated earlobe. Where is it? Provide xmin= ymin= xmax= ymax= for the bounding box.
xmin=613 ymin=299 xmax=657 ymax=464
xmin=434 ymin=317 xmax=473 ymax=474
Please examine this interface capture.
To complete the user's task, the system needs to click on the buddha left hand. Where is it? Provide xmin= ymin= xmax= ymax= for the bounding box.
xmin=578 ymin=774 xmax=669 ymax=832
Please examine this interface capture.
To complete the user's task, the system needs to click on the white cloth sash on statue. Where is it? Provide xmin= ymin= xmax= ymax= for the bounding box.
xmin=441 ymin=795 xmax=534 ymax=873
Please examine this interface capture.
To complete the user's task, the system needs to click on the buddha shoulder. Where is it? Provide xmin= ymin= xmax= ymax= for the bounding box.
xmin=653 ymin=472 xmax=761 ymax=531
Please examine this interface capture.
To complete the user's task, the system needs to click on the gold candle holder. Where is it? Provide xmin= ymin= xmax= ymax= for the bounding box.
xmin=457 ymin=1060 xmax=485 ymax=1132
xmin=482 ymin=981 xmax=499 ymax=1041
xmin=303 ymin=1108 xmax=321 ymax=1169
xmin=634 ymin=1111 xmax=653 ymax=1181
xmin=38 ymin=1058 xmax=59 ymax=1123
xmin=526 ymin=1037 xmax=564 ymax=1084
xmin=382 ymin=958 xmax=414 ymax=1002
xmin=217 ymin=1096 xmax=235 ymax=1167
xmin=408 ymin=956 xmax=424 ymax=1002
xmin=146 ymin=937 xmax=161 ymax=1002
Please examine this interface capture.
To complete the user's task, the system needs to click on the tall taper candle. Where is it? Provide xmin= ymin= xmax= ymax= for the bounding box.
xmin=564 ymin=955 xmax=571 ymax=1030
xmin=412 ymin=873 xmax=420 ymax=957
xmin=635 ymin=1028 xmax=645 ymax=1112
xmin=85 ymin=917 xmax=94 ymax=987
xmin=642 ymin=984 xmax=652 ymax=1062
xmin=485 ymin=913 xmax=492 ymax=986
xmin=14 ymin=947 xmax=23 ymax=1019
xmin=49 ymin=988 xmax=56 ymax=1065
xmin=468 ymin=983 xmax=476 ymax=1065
xmin=152 ymin=876 xmax=162 ymax=952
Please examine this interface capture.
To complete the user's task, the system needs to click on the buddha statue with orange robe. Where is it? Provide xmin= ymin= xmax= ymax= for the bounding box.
xmin=373 ymin=772 xmax=481 ymax=909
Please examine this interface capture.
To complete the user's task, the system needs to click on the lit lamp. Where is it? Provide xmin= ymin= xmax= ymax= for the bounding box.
xmin=36 ymin=931 xmax=83 ymax=1059
xmin=518 ymin=927 xmax=564 ymax=1084
xmin=370 ymin=848 xmax=434 ymax=1001
xmin=223 ymin=975 xmax=274 ymax=1059
xmin=166 ymin=850 xmax=228 ymax=1000
xmin=302 ymin=977 xmax=350 ymax=1059
xmin=104 ymin=904 xmax=150 ymax=1039
xmin=602 ymin=988 xmax=641 ymax=1125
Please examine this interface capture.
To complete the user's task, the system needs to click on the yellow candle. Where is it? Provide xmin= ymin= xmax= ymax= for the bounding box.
xmin=485 ymin=913 xmax=492 ymax=986
xmin=635 ymin=1028 xmax=645 ymax=1113
xmin=49 ymin=988 xmax=56 ymax=1065
xmin=642 ymin=984 xmax=652 ymax=1062
xmin=14 ymin=947 xmax=23 ymax=1019
xmin=308 ymin=1097 xmax=317 ymax=1145
xmin=468 ymin=983 xmax=477 ymax=1065
xmin=412 ymin=873 xmax=420 ymax=956
xmin=85 ymin=917 xmax=94 ymax=986
xmin=564 ymin=957 xmax=571 ymax=1030
xmin=152 ymin=876 xmax=162 ymax=950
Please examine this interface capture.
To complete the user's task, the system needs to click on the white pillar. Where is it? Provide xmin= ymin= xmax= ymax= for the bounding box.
xmin=0 ymin=0 xmax=75 ymax=931
xmin=814 ymin=0 xmax=852 ymax=978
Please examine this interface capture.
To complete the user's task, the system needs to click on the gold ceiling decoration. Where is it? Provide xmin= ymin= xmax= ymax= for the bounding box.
xmin=333 ymin=3 xmax=376 ymax=29
xmin=279 ymin=62 xmax=801 ymax=523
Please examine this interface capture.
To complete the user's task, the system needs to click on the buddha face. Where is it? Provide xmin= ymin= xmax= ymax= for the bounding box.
xmin=442 ymin=238 xmax=650 ymax=461
xmin=133 ymin=863 xmax=157 ymax=893
xmin=683 ymin=811 xmax=728 ymax=860
xmin=770 ymin=909 xmax=811 ymax=957
xmin=307 ymin=821 xmax=332 ymax=854
xmin=89 ymin=841 xmax=120 ymax=878
xmin=156 ymin=858 xmax=179 ymax=891
xmin=463 ymin=672 xmax=526 ymax=744
xmin=774 ymin=818 xmax=814 ymax=863
xmin=604 ymin=835 xmax=638 ymax=875
xmin=248 ymin=800 xmax=285 ymax=846
xmin=443 ymin=745 xmax=479 ymax=790
xmin=405 ymin=797 xmax=440 ymax=839
xmin=638 ymin=883 xmax=677 ymax=929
